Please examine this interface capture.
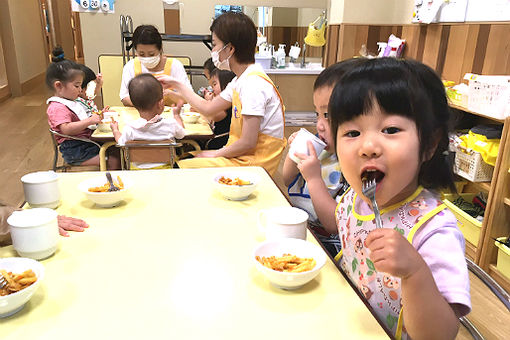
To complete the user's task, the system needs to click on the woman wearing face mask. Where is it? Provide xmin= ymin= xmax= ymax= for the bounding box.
xmin=157 ymin=12 xmax=286 ymax=176
xmin=119 ymin=25 xmax=191 ymax=107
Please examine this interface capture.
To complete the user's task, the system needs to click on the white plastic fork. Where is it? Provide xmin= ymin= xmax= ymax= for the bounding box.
xmin=362 ymin=178 xmax=383 ymax=229
xmin=0 ymin=273 xmax=7 ymax=289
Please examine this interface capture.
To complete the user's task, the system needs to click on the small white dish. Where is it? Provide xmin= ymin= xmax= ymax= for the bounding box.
xmin=78 ymin=175 xmax=129 ymax=208
xmin=0 ymin=257 xmax=44 ymax=318
xmin=213 ymin=172 xmax=259 ymax=201
xmin=180 ymin=112 xmax=201 ymax=124
xmin=253 ymin=238 xmax=326 ymax=290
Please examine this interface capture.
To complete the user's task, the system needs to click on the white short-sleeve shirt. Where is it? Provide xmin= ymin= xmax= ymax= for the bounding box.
xmin=117 ymin=116 xmax=186 ymax=146
xmin=219 ymin=64 xmax=284 ymax=139
xmin=119 ymin=57 xmax=191 ymax=101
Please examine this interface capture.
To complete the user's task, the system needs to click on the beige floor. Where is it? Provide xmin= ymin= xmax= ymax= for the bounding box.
xmin=1 ymin=83 xmax=509 ymax=339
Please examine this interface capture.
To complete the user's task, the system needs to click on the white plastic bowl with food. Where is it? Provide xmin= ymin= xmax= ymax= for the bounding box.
xmin=253 ymin=238 xmax=327 ymax=290
xmin=78 ymin=175 xmax=129 ymax=208
xmin=180 ymin=112 xmax=201 ymax=124
xmin=97 ymin=118 xmax=113 ymax=132
xmin=96 ymin=112 xmax=118 ymax=132
xmin=213 ymin=172 xmax=259 ymax=201
xmin=0 ymin=257 xmax=44 ymax=318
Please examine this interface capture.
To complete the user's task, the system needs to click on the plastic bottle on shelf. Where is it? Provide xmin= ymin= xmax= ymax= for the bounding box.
xmin=276 ymin=44 xmax=286 ymax=69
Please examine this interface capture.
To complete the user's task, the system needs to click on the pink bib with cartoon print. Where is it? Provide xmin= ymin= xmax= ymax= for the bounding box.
xmin=336 ymin=186 xmax=446 ymax=340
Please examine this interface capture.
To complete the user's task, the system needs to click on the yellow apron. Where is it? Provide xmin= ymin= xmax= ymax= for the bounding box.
xmin=178 ymin=71 xmax=287 ymax=176
xmin=134 ymin=57 xmax=176 ymax=106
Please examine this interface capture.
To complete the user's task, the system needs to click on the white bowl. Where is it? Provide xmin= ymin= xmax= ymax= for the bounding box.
xmin=21 ymin=171 xmax=60 ymax=209
xmin=7 ymin=208 xmax=59 ymax=260
xmin=78 ymin=175 xmax=130 ymax=208
xmin=0 ymin=257 xmax=44 ymax=318
xmin=253 ymin=238 xmax=327 ymax=290
xmin=213 ymin=172 xmax=259 ymax=201
xmin=97 ymin=119 xmax=112 ymax=132
xmin=180 ymin=112 xmax=201 ymax=124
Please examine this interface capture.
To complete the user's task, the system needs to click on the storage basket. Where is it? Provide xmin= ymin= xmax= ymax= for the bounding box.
xmin=495 ymin=237 xmax=510 ymax=280
xmin=446 ymin=88 xmax=467 ymax=107
xmin=453 ymin=148 xmax=494 ymax=182
xmin=466 ymin=74 xmax=510 ymax=119
xmin=443 ymin=193 xmax=482 ymax=247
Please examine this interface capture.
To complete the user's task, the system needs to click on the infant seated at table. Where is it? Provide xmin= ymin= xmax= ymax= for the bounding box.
xmin=110 ymin=73 xmax=186 ymax=169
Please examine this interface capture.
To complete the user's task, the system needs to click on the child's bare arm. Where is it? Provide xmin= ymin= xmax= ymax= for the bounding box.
xmin=173 ymin=111 xmax=184 ymax=129
xmin=293 ymin=142 xmax=338 ymax=234
xmin=366 ymin=229 xmax=459 ymax=340
xmin=95 ymin=74 xmax=103 ymax=94
xmin=110 ymin=120 xmax=121 ymax=142
xmin=282 ymin=132 xmax=300 ymax=186
xmin=59 ymin=115 xmax=101 ymax=136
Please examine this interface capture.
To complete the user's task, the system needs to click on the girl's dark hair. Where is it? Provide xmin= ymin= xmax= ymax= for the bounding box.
xmin=210 ymin=12 xmax=256 ymax=64
xmin=45 ymin=48 xmax=83 ymax=89
xmin=329 ymin=57 xmax=455 ymax=191
xmin=132 ymin=25 xmax=162 ymax=50
xmin=210 ymin=68 xmax=235 ymax=91
xmin=203 ymin=58 xmax=215 ymax=75
xmin=51 ymin=46 xmax=65 ymax=62
xmin=128 ymin=73 xmax=163 ymax=111
xmin=78 ymin=64 xmax=97 ymax=89
xmin=314 ymin=58 xmax=367 ymax=91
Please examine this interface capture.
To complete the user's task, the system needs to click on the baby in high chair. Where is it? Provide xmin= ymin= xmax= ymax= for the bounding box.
xmin=111 ymin=73 xmax=186 ymax=169
xmin=331 ymin=58 xmax=471 ymax=339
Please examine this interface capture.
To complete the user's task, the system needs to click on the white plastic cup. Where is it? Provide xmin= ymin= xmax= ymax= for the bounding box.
xmin=288 ymin=128 xmax=326 ymax=163
xmin=21 ymin=171 xmax=60 ymax=209
xmin=7 ymin=208 xmax=59 ymax=260
xmin=258 ymin=206 xmax=309 ymax=240
xmin=102 ymin=111 xmax=118 ymax=121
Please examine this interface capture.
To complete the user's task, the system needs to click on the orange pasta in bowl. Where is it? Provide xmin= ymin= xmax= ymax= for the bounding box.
xmin=255 ymin=254 xmax=316 ymax=273
xmin=0 ymin=269 xmax=37 ymax=296
xmin=88 ymin=176 xmax=124 ymax=192
xmin=213 ymin=172 xmax=259 ymax=201
xmin=218 ymin=176 xmax=251 ymax=186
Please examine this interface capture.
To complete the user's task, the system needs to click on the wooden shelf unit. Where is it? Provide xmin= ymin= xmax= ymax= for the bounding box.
xmin=450 ymin=107 xmax=510 ymax=291
xmin=449 ymin=104 xmax=505 ymax=123
xmin=471 ymin=114 xmax=510 ymax=290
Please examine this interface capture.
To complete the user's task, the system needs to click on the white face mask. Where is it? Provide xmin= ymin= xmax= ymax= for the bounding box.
xmin=211 ymin=44 xmax=231 ymax=71
xmin=139 ymin=54 xmax=161 ymax=69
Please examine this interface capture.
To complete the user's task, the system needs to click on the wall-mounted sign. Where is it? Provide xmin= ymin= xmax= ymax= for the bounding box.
xmin=71 ymin=0 xmax=115 ymax=13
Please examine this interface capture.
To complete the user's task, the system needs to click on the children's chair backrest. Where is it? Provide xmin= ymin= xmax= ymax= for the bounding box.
xmin=98 ymin=54 xmax=124 ymax=107
xmin=164 ymin=55 xmax=192 ymax=83
xmin=122 ymin=140 xmax=182 ymax=169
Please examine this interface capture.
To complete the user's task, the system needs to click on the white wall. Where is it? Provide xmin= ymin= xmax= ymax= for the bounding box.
xmin=7 ymin=0 xmax=47 ymax=83
xmin=328 ymin=0 xmax=345 ymax=24
xmin=80 ymin=0 xmax=327 ymax=73
xmin=329 ymin=0 xmax=414 ymax=25
xmin=297 ymin=8 xmax=325 ymax=27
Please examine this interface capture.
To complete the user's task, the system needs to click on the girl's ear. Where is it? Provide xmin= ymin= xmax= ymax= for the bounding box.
xmin=423 ymin=132 xmax=441 ymax=162
xmin=54 ymin=80 xmax=63 ymax=90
